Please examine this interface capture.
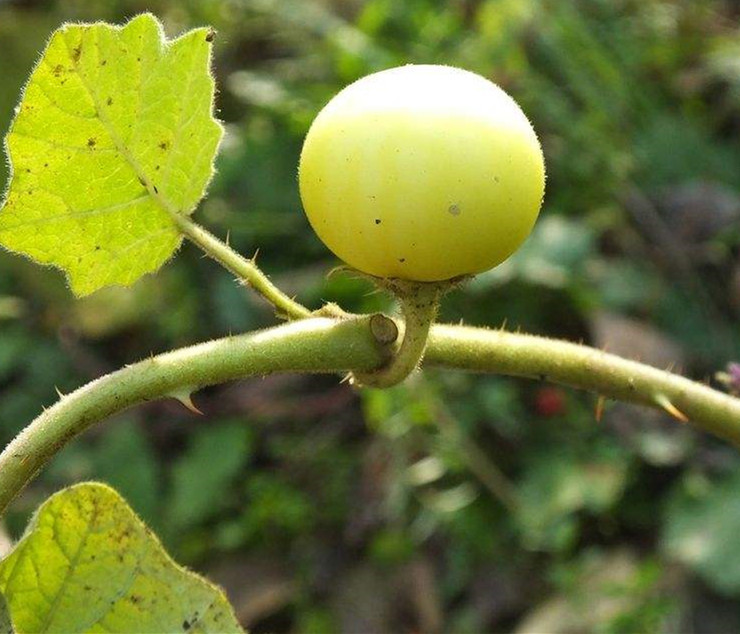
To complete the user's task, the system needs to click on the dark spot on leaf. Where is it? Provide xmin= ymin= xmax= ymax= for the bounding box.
xmin=130 ymin=595 xmax=142 ymax=604
xmin=43 ymin=163 xmax=48 ymax=167
xmin=153 ymin=185 xmax=159 ymax=194
xmin=137 ymin=176 xmax=146 ymax=186
xmin=205 ymin=28 xmax=216 ymax=42
xmin=159 ymin=140 xmax=170 ymax=151
xmin=448 ymin=204 xmax=461 ymax=216
xmin=52 ymin=64 xmax=64 ymax=77
xmin=494 ymin=176 xmax=500 ymax=183
xmin=399 ymin=258 xmax=406 ymax=263
xmin=155 ymin=165 xmax=160 ymax=170
xmin=87 ymin=138 xmax=96 ymax=148
xmin=95 ymin=245 xmax=101 ymax=251
xmin=136 ymin=57 xmax=141 ymax=62
xmin=107 ymin=97 xmax=113 ymax=106
xmin=71 ymin=45 xmax=82 ymax=62
xmin=101 ymin=59 xmax=107 ymax=66
xmin=182 ymin=620 xmax=191 ymax=631
xmin=375 ymin=219 xmax=381 ymax=225
xmin=25 ymin=168 xmax=30 ymax=173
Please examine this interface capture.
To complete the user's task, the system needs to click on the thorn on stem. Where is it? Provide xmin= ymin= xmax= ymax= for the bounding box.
xmin=654 ymin=394 xmax=688 ymax=423
xmin=169 ymin=388 xmax=203 ymax=415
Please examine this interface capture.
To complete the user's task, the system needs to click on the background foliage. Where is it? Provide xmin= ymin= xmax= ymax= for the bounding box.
xmin=2 ymin=0 xmax=740 ymax=631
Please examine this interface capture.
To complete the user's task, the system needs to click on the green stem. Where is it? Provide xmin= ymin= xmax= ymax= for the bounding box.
xmin=354 ymin=281 xmax=442 ymax=388
xmin=2 ymin=320 xmax=740 ymax=517
xmin=426 ymin=324 xmax=740 ymax=443
xmin=172 ymin=214 xmax=311 ymax=320
xmin=0 ymin=316 xmax=393 ymax=517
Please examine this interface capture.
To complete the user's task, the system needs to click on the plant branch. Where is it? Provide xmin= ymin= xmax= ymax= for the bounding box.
xmin=0 ymin=316 xmax=394 ymax=517
xmin=426 ymin=324 xmax=740 ymax=443
xmin=172 ymin=214 xmax=312 ymax=320
xmin=2 ymin=319 xmax=740 ymax=518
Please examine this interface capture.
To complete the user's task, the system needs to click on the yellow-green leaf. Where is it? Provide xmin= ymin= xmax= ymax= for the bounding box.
xmin=0 ymin=14 xmax=222 ymax=295
xmin=0 ymin=482 xmax=242 ymax=633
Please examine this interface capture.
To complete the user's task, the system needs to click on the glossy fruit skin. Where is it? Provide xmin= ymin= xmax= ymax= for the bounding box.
xmin=299 ymin=64 xmax=545 ymax=282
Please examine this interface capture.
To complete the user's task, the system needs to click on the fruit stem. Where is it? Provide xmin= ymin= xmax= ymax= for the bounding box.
xmin=354 ymin=280 xmax=443 ymax=388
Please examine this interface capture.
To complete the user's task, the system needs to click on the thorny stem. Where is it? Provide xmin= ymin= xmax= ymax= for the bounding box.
xmin=2 ymin=318 xmax=740 ymax=517
xmin=172 ymin=214 xmax=312 ymax=320
xmin=0 ymin=316 xmax=396 ymax=517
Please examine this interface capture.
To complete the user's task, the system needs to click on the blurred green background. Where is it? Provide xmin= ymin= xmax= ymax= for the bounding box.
xmin=2 ymin=0 xmax=740 ymax=631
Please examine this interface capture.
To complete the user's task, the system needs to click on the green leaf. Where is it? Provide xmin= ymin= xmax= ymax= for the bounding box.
xmin=0 ymin=14 xmax=222 ymax=295
xmin=0 ymin=482 xmax=242 ymax=633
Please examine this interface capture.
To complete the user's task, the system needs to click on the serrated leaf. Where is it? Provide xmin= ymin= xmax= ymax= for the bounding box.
xmin=0 ymin=14 xmax=222 ymax=295
xmin=0 ymin=482 xmax=243 ymax=633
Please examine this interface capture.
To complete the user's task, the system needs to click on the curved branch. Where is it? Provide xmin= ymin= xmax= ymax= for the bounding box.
xmin=0 ymin=316 xmax=392 ymax=516
xmin=2 ymin=319 xmax=740 ymax=517
xmin=426 ymin=324 xmax=740 ymax=444
xmin=354 ymin=281 xmax=441 ymax=388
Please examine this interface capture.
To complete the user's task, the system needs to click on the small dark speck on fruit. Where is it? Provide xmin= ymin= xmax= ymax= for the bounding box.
xmin=399 ymin=258 xmax=405 ymax=263
xmin=448 ymin=204 xmax=461 ymax=216
xmin=44 ymin=163 xmax=48 ymax=167
xmin=87 ymin=138 xmax=96 ymax=148
xmin=375 ymin=219 xmax=381 ymax=225
xmin=95 ymin=245 xmax=101 ymax=251
xmin=159 ymin=140 xmax=170 ymax=150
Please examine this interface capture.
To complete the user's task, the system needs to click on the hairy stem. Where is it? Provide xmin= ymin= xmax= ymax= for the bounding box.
xmin=1 ymin=320 xmax=740 ymax=517
xmin=426 ymin=324 xmax=740 ymax=443
xmin=0 ymin=316 xmax=393 ymax=517
xmin=354 ymin=281 xmax=441 ymax=388
xmin=172 ymin=214 xmax=312 ymax=320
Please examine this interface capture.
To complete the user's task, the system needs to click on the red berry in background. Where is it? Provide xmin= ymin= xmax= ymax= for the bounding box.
xmin=534 ymin=386 xmax=567 ymax=417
